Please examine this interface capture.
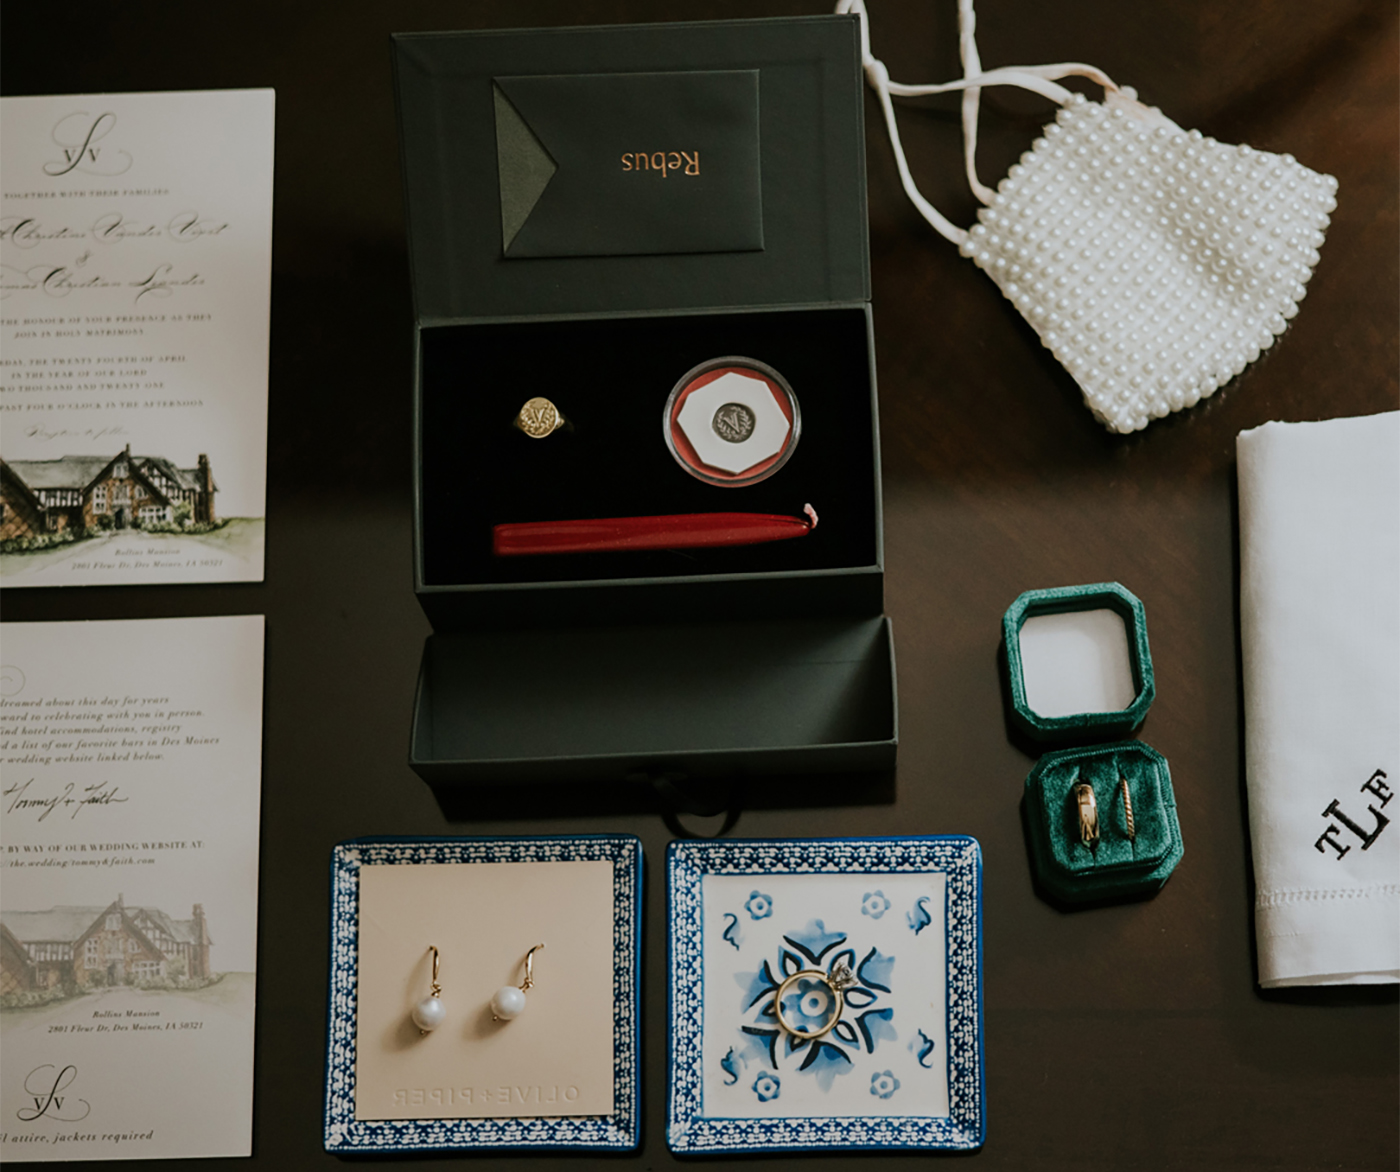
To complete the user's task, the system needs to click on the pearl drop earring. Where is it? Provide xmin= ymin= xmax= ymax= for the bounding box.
xmin=411 ymin=944 xmax=446 ymax=1034
xmin=491 ymin=943 xmax=545 ymax=1022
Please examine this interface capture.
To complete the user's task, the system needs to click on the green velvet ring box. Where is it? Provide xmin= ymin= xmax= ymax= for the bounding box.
xmin=1002 ymin=582 xmax=1154 ymax=744
xmin=1002 ymin=582 xmax=1182 ymax=903
xmin=1023 ymin=741 xmax=1184 ymax=903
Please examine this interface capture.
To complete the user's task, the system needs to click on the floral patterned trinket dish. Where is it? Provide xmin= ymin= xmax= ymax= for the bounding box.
xmin=667 ymin=836 xmax=985 ymax=1154
xmin=324 ymin=835 xmax=642 ymax=1154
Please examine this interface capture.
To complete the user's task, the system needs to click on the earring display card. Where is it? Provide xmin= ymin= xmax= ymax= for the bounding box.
xmin=324 ymin=836 xmax=642 ymax=1154
xmin=667 ymin=837 xmax=984 ymax=1154
xmin=354 ymin=864 xmax=613 ymax=1120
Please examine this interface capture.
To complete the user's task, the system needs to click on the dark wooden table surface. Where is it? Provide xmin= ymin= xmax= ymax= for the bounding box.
xmin=4 ymin=1 xmax=1396 ymax=1168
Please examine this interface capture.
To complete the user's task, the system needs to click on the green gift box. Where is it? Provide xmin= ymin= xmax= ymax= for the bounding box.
xmin=1002 ymin=583 xmax=1182 ymax=903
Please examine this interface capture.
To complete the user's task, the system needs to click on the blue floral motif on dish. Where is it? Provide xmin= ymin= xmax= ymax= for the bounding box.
xmin=782 ymin=918 xmax=845 ymax=963
xmin=870 ymin=1070 xmax=901 ymax=1100
xmin=855 ymin=1006 xmax=897 ymax=1052
xmin=855 ymin=946 xmax=895 ymax=992
xmin=861 ymin=890 xmax=892 ymax=919
xmin=745 ymin=891 xmax=773 ymax=920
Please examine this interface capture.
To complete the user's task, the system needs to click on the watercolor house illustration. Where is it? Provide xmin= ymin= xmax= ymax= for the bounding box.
xmin=0 ymin=895 xmax=211 ymax=993
xmin=0 ymin=444 xmax=216 ymax=539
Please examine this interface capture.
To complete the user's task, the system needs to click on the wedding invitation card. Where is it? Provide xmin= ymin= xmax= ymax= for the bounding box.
xmin=0 ymin=89 xmax=274 ymax=587
xmin=0 ymin=615 xmax=264 ymax=1160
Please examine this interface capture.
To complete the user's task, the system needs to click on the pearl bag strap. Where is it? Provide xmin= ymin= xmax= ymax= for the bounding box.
xmin=957 ymin=0 xmax=995 ymax=205
xmin=837 ymin=0 xmax=1121 ymax=246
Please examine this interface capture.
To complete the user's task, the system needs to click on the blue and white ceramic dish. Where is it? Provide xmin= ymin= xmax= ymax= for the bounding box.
xmin=667 ymin=836 xmax=984 ymax=1154
xmin=324 ymin=835 xmax=642 ymax=1154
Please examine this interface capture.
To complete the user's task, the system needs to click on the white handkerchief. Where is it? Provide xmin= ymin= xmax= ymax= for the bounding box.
xmin=1238 ymin=411 xmax=1400 ymax=988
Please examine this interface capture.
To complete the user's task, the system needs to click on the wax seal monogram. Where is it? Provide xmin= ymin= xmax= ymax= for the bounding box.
xmin=712 ymin=402 xmax=756 ymax=444
xmin=664 ymin=356 xmax=802 ymax=486
xmin=514 ymin=396 xmax=566 ymax=439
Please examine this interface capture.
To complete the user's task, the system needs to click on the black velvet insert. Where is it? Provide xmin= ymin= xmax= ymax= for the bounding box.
xmin=419 ymin=306 xmax=877 ymax=586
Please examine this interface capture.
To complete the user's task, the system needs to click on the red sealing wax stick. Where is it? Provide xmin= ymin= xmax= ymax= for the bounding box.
xmin=493 ymin=505 xmax=818 ymax=556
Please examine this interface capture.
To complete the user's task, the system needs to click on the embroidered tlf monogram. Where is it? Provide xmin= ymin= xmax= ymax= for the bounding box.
xmin=1315 ymin=770 xmax=1392 ymax=859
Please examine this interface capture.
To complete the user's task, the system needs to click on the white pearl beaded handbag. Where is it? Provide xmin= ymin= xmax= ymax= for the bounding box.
xmin=840 ymin=0 xmax=1338 ymax=433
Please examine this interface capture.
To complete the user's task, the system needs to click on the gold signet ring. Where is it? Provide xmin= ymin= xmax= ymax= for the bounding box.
xmin=1073 ymin=781 xmax=1100 ymax=848
xmin=514 ymin=396 xmax=567 ymax=438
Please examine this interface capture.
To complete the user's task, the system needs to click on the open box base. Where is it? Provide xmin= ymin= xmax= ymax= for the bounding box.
xmin=410 ymin=615 xmax=896 ymax=804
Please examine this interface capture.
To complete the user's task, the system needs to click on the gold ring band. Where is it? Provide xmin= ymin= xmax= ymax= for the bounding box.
xmin=514 ymin=396 xmax=567 ymax=438
xmin=773 ymin=963 xmax=856 ymax=1041
xmin=1120 ymin=777 xmax=1136 ymax=841
xmin=1073 ymin=781 xmax=1100 ymax=848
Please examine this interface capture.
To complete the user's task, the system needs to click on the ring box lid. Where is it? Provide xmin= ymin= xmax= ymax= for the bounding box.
xmin=392 ymin=14 xmax=869 ymax=324
xmin=1001 ymin=582 xmax=1155 ymax=744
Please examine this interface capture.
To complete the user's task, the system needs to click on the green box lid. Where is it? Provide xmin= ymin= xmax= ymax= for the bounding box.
xmin=1002 ymin=581 xmax=1155 ymax=744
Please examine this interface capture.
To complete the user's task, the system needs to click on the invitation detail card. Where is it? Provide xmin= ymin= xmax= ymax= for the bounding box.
xmin=0 ymin=615 xmax=264 ymax=1161
xmin=0 ymin=89 xmax=274 ymax=587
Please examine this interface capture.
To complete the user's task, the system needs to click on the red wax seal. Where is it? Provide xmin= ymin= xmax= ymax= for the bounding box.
xmin=664 ymin=356 xmax=800 ymax=487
